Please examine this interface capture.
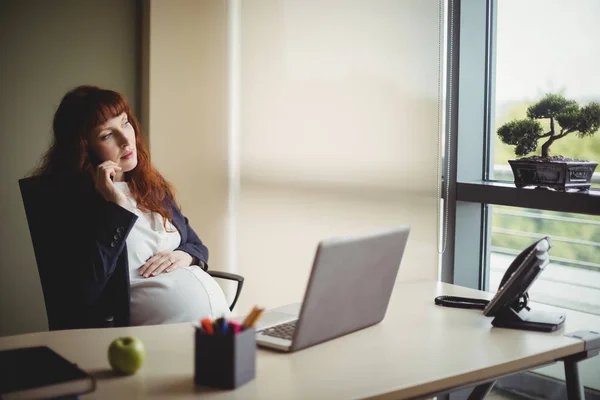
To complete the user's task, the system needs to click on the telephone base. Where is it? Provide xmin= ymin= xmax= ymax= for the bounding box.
xmin=492 ymin=306 xmax=566 ymax=333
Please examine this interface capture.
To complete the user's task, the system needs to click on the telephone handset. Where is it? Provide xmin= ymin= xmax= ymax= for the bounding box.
xmin=434 ymin=240 xmax=536 ymax=310
xmin=435 ymin=237 xmax=566 ymax=332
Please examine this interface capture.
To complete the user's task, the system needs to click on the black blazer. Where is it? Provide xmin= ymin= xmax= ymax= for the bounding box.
xmin=29 ymin=175 xmax=209 ymax=330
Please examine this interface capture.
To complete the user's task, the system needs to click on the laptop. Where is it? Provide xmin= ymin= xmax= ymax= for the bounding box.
xmin=255 ymin=226 xmax=410 ymax=352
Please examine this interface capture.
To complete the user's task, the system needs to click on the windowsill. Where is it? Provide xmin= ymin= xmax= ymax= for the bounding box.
xmin=456 ymin=181 xmax=600 ymax=215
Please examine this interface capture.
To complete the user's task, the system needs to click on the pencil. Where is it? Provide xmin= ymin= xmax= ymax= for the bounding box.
xmin=248 ymin=307 xmax=265 ymax=328
xmin=241 ymin=306 xmax=259 ymax=328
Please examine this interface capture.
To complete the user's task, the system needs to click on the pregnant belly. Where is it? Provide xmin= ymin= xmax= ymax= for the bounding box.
xmin=130 ymin=266 xmax=231 ymax=326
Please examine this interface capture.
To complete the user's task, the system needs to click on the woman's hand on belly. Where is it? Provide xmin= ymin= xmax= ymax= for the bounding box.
xmin=137 ymin=250 xmax=193 ymax=278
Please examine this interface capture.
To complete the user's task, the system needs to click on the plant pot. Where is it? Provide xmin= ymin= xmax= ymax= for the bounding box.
xmin=508 ymin=158 xmax=598 ymax=192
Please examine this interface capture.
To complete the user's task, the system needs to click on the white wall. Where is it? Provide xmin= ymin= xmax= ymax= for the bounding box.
xmin=236 ymin=0 xmax=443 ymax=313
xmin=0 ymin=0 xmax=138 ymax=336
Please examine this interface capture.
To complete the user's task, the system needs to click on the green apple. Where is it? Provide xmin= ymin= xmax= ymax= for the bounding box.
xmin=107 ymin=336 xmax=145 ymax=375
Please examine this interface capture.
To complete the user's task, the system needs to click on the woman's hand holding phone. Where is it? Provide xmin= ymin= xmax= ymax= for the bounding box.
xmin=94 ymin=161 xmax=128 ymax=207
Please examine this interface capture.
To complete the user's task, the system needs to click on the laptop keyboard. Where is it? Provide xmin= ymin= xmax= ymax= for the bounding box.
xmin=260 ymin=320 xmax=298 ymax=340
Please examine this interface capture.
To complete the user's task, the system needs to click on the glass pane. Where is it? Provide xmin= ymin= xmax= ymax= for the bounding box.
xmin=492 ymin=0 xmax=600 ymax=189
xmin=488 ymin=204 xmax=600 ymax=316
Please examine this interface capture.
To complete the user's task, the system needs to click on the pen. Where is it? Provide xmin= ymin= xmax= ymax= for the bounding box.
xmin=201 ymin=318 xmax=214 ymax=334
xmin=221 ymin=319 xmax=229 ymax=334
xmin=215 ymin=317 xmax=229 ymax=335
xmin=228 ymin=321 xmax=241 ymax=334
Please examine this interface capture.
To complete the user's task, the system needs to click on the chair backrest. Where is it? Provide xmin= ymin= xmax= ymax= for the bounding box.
xmin=19 ymin=175 xmax=65 ymax=330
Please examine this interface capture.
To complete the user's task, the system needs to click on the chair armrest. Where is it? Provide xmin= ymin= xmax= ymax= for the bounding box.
xmin=207 ymin=271 xmax=244 ymax=311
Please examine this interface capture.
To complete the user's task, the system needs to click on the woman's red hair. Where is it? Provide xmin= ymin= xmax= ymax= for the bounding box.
xmin=33 ymin=85 xmax=177 ymax=224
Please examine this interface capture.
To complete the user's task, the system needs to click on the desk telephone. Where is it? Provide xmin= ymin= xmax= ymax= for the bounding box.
xmin=435 ymin=237 xmax=566 ymax=332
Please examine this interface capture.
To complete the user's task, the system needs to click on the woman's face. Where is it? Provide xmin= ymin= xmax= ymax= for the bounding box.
xmin=88 ymin=112 xmax=137 ymax=181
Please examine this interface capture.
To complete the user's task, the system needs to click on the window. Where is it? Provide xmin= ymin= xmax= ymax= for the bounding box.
xmin=443 ymin=0 xmax=600 ymax=395
xmin=492 ymin=0 xmax=600 ymax=191
xmin=488 ymin=0 xmax=600 ymax=319
xmin=489 ymin=0 xmax=600 ymax=310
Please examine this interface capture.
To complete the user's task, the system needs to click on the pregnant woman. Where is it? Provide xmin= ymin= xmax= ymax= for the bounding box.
xmin=28 ymin=85 xmax=230 ymax=329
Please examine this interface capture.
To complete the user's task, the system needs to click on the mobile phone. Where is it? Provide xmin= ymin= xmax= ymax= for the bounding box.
xmin=88 ymin=151 xmax=114 ymax=182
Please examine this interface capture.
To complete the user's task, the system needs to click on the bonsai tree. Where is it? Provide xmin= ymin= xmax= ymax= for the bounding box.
xmin=497 ymin=94 xmax=600 ymax=159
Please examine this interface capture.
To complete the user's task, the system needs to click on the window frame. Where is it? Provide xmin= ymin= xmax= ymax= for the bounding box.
xmin=441 ymin=0 xmax=495 ymax=290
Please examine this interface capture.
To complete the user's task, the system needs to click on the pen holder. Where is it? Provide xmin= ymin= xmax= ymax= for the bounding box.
xmin=194 ymin=327 xmax=256 ymax=389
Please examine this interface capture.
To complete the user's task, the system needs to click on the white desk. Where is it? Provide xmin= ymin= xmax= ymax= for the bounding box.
xmin=1 ymin=280 xmax=599 ymax=399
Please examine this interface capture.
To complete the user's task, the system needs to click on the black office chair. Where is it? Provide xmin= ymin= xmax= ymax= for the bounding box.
xmin=19 ymin=176 xmax=244 ymax=330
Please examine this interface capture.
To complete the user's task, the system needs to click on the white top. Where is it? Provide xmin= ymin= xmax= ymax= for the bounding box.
xmin=114 ymin=182 xmax=230 ymax=325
